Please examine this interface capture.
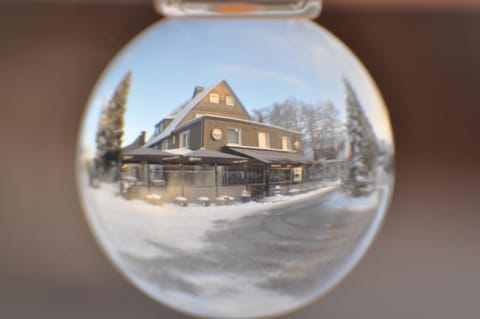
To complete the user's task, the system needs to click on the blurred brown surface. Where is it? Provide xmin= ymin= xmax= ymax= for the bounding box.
xmin=1 ymin=3 xmax=479 ymax=319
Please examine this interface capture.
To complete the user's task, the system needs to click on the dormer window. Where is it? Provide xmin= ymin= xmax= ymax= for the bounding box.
xmin=180 ymin=130 xmax=190 ymax=148
xmin=161 ymin=140 xmax=168 ymax=150
xmin=155 ymin=123 xmax=164 ymax=136
xmin=225 ymin=95 xmax=235 ymax=106
xmin=209 ymin=93 xmax=220 ymax=104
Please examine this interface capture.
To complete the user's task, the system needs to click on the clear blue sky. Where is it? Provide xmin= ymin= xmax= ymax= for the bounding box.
xmin=79 ymin=19 xmax=392 ymax=156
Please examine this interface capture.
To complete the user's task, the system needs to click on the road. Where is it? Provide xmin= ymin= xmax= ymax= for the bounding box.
xmin=118 ymin=188 xmax=379 ymax=317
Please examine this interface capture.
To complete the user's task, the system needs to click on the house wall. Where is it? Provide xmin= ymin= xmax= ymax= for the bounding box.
xmin=178 ymin=81 xmax=251 ymax=127
xmin=202 ymin=117 xmax=303 ymax=153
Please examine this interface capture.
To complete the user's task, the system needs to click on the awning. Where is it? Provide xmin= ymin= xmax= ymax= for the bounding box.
xmin=122 ymin=147 xmax=249 ymax=165
xmin=224 ymin=146 xmax=312 ymax=166
xmin=122 ymin=148 xmax=181 ymax=164
xmin=181 ymin=149 xmax=249 ymax=165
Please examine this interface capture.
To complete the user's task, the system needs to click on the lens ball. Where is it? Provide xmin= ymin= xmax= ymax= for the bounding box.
xmin=77 ymin=19 xmax=394 ymax=319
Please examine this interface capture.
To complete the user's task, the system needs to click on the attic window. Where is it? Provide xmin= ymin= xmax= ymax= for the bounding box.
xmin=155 ymin=123 xmax=164 ymax=136
xmin=209 ymin=93 xmax=220 ymax=104
xmin=225 ymin=95 xmax=235 ymax=106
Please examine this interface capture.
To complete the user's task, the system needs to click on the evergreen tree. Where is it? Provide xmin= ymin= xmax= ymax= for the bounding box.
xmin=342 ymin=79 xmax=378 ymax=196
xmin=95 ymin=71 xmax=132 ymax=176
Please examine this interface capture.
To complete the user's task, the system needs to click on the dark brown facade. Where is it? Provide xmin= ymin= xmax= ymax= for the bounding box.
xmin=148 ymin=80 xmax=303 ymax=155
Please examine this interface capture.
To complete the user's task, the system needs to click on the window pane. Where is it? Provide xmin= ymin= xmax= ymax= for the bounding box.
xmin=258 ymin=132 xmax=269 ymax=148
xmin=209 ymin=93 xmax=219 ymax=104
xmin=282 ymin=136 xmax=291 ymax=150
xmin=226 ymin=95 xmax=235 ymax=106
xmin=180 ymin=131 xmax=190 ymax=148
xmin=228 ymin=128 xmax=240 ymax=144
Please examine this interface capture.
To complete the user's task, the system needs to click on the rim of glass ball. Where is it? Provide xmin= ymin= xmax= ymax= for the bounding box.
xmin=154 ymin=0 xmax=322 ymax=19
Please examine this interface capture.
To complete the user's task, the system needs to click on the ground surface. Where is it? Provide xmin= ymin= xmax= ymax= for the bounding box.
xmin=81 ymin=178 xmax=385 ymax=318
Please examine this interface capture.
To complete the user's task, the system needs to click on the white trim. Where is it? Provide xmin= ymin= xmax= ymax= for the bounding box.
xmin=194 ymin=114 xmax=301 ymax=135
xmin=179 ymin=130 xmax=190 ymax=148
xmin=226 ymin=144 xmax=299 ymax=153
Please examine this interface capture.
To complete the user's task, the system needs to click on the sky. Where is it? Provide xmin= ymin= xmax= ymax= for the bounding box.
xmin=79 ymin=18 xmax=393 ymax=156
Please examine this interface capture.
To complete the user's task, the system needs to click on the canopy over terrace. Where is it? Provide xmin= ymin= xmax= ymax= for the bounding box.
xmin=122 ymin=147 xmax=181 ymax=164
xmin=122 ymin=147 xmax=250 ymax=165
xmin=224 ymin=146 xmax=312 ymax=166
xmin=223 ymin=146 xmax=313 ymax=196
xmin=181 ymin=149 xmax=249 ymax=165
xmin=121 ymin=147 xmax=251 ymax=198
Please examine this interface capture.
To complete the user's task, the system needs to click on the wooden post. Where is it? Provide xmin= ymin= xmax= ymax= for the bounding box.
xmin=143 ymin=162 xmax=150 ymax=188
xmin=244 ymin=164 xmax=248 ymax=188
xmin=214 ymin=163 xmax=219 ymax=198
xmin=301 ymin=166 xmax=305 ymax=191
xmin=180 ymin=164 xmax=185 ymax=197
xmin=265 ymin=165 xmax=270 ymax=197
xmin=286 ymin=167 xmax=290 ymax=193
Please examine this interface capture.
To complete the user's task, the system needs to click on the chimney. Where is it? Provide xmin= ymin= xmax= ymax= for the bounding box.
xmin=193 ymin=86 xmax=204 ymax=98
xmin=139 ymin=131 xmax=146 ymax=146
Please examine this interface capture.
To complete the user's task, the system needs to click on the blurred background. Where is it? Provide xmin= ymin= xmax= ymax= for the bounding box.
xmin=1 ymin=1 xmax=479 ymax=318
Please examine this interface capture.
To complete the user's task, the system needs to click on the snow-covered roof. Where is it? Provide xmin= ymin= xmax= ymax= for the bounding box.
xmin=144 ymin=81 xmax=223 ymax=147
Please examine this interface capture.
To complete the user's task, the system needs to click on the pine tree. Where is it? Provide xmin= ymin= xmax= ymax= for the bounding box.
xmin=343 ymin=79 xmax=378 ymax=196
xmin=95 ymin=71 xmax=132 ymax=177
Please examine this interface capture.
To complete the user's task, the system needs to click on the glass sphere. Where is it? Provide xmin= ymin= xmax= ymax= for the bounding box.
xmin=77 ymin=18 xmax=394 ymax=319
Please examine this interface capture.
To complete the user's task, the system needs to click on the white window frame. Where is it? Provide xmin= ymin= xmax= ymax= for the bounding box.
xmin=282 ymin=136 xmax=291 ymax=150
xmin=161 ymin=139 xmax=168 ymax=150
xmin=209 ymin=93 xmax=220 ymax=104
xmin=179 ymin=130 xmax=190 ymax=148
xmin=171 ymin=135 xmax=176 ymax=145
xmin=225 ymin=95 xmax=235 ymax=106
xmin=155 ymin=123 xmax=163 ymax=136
xmin=227 ymin=128 xmax=242 ymax=145
xmin=258 ymin=132 xmax=270 ymax=148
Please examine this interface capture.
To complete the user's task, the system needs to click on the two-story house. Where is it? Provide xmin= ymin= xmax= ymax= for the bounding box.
xmin=122 ymin=80 xmax=311 ymax=201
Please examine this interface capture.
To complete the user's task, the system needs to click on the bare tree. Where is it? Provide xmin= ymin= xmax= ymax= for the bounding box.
xmin=254 ymin=98 xmax=343 ymax=161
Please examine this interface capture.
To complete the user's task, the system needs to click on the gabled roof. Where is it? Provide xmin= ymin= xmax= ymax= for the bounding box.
xmin=144 ymin=81 xmax=223 ymax=148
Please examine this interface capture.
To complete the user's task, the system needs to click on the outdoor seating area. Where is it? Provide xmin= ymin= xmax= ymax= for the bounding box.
xmin=117 ymin=141 xmax=342 ymax=207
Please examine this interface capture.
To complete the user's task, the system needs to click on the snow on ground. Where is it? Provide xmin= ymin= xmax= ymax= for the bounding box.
xmin=322 ymin=189 xmax=381 ymax=213
xmin=80 ymin=176 xmax=337 ymax=260
xmin=135 ymin=270 xmax=302 ymax=319
xmin=78 ymin=172 xmax=388 ymax=318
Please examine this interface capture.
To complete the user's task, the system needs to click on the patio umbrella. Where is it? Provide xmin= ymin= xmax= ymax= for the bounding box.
xmin=181 ymin=149 xmax=249 ymax=165
xmin=121 ymin=147 xmax=181 ymax=164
